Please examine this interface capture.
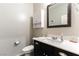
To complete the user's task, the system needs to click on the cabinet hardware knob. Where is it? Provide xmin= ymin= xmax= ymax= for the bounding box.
xmin=35 ymin=42 xmax=39 ymax=45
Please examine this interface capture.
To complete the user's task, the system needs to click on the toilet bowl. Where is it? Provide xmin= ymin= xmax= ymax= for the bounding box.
xmin=20 ymin=45 xmax=34 ymax=56
xmin=17 ymin=45 xmax=34 ymax=56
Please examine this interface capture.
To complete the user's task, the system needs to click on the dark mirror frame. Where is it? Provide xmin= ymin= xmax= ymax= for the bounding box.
xmin=47 ymin=3 xmax=71 ymax=28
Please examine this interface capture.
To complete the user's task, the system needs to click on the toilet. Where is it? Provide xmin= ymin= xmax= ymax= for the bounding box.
xmin=22 ymin=45 xmax=34 ymax=56
xmin=18 ymin=45 xmax=34 ymax=56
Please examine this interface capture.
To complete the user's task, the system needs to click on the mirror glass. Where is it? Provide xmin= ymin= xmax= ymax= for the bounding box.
xmin=47 ymin=3 xmax=71 ymax=28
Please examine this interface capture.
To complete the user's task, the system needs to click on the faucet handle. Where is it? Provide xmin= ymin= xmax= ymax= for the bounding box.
xmin=52 ymin=37 xmax=57 ymax=40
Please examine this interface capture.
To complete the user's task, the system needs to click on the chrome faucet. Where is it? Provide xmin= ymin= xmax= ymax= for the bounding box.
xmin=60 ymin=35 xmax=63 ymax=42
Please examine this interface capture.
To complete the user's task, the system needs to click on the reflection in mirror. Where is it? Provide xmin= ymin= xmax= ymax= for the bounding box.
xmin=47 ymin=3 xmax=71 ymax=28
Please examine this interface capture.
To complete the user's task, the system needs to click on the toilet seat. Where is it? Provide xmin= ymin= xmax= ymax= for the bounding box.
xmin=22 ymin=45 xmax=34 ymax=52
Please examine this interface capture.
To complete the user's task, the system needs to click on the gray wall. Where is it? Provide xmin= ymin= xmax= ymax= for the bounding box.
xmin=0 ymin=3 xmax=33 ymax=56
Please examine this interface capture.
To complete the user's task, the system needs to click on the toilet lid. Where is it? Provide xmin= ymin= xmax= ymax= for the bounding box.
xmin=22 ymin=45 xmax=34 ymax=52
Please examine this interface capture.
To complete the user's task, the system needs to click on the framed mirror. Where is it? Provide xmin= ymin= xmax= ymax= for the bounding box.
xmin=47 ymin=3 xmax=71 ymax=28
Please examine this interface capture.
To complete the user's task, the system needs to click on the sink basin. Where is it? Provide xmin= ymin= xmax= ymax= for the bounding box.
xmin=36 ymin=37 xmax=63 ymax=43
xmin=46 ymin=37 xmax=63 ymax=42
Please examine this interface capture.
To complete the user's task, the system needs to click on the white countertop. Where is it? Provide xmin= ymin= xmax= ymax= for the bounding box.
xmin=33 ymin=37 xmax=79 ymax=55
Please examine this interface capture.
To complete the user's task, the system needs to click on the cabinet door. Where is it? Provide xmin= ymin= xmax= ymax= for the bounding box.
xmin=34 ymin=41 xmax=46 ymax=56
xmin=45 ymin=45 xmax=79 ymax=56
xmin=44 ymin=44 xmax=58 ymax=56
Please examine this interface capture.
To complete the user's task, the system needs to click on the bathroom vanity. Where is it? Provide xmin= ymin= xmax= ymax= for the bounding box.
xmin=33 ymin=37 xmax=79 ymax=56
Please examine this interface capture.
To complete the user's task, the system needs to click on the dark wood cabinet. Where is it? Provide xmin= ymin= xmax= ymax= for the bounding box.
xmin=34 ymin=40 xmax=46 ymax=56
xmin=34 ymin=40 xmax=79 ymax=56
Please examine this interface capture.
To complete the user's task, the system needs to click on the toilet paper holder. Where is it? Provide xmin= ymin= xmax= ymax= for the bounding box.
xmin=14 ymin=41 xmax=21 ymax=45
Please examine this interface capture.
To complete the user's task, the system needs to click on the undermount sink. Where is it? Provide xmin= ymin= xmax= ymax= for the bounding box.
xmin=37 ymin=37 xmax=63 ymax=43
xmin=48 ymin=37 xmax=62 ymax=41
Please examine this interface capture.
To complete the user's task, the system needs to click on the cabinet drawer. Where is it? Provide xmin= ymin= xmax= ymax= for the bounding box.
xmin=56 ymin=48 xmax=79 ymax=56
